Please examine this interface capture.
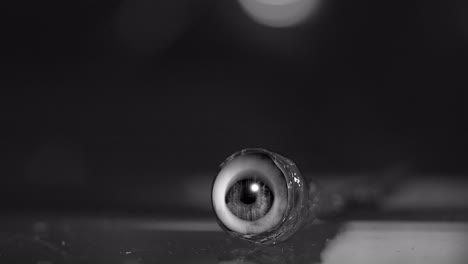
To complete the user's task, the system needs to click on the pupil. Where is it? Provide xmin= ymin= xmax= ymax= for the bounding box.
xmin=225 ymin=178 xmax=274 ymax=221
xmin=240 ymin=183 xmax=257 ymax=204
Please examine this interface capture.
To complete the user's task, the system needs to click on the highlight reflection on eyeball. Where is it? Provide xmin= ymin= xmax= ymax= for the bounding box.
xmin=212 ymin=148 xmax=310 ymax=245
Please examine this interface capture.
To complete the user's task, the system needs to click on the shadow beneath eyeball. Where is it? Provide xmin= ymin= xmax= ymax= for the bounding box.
xmin=217 ymin=222 xmax=344 ymax=264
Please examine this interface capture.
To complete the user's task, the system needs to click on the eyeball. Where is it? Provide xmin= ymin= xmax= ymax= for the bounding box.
xmin=212 ymin=150 xmax=288 ymax=235
xmin=212 ymin=148 xmax=310 ymax=244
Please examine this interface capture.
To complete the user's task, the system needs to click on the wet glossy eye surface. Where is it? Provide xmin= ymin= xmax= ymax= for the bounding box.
xmin=212 ymin=148 xmax=310 ymax=244
xmin=226 ymin=178 xmax=274 ymax=221
xmin=212 ymin=150 xmax=288 ymax=236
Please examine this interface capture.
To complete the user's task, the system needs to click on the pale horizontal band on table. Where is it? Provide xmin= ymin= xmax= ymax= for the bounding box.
xmin=96 ymin=219 xmax=223 ymax=232
xmin=102 ymin=219 xmax=468 ymax=233
xmin=323 ymin=221 xmax=468 ymax=264
xmin=136 ymin=220 xmax=222 ymax=232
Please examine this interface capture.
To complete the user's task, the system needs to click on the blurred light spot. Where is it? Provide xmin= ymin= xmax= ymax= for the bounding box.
xmin=238 ymin=0 xmax=322 ymax=28
xmin=322 ymin=221 xmax=468 ymax=264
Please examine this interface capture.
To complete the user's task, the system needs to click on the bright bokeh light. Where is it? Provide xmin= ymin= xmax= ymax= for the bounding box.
xmin=238 ymin=0 xmax=322 ymax=28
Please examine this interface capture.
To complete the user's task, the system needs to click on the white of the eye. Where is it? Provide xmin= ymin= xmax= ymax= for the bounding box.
xmin=212 ymin=154 xmax=288 ymax=235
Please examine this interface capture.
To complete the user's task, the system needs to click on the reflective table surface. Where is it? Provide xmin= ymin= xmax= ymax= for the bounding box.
xmin=1 ymin=177 xmax=467 ymax=264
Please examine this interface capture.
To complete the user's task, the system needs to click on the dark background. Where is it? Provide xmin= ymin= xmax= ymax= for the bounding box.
xmin=0 ymin=0 xmax=467 ymax=214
